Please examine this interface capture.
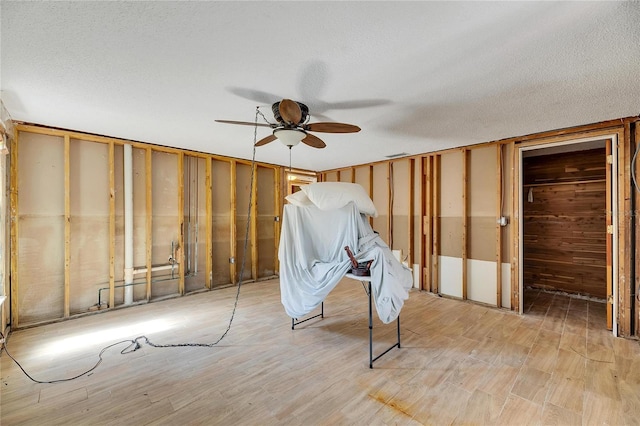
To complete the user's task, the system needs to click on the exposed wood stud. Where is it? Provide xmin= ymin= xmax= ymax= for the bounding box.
xmin=606 ymin=140 xmax=613 ymax=330
xmin=635 ymin=123 xmax=640 ymax=336
xmin=416 ymin=157 xmax=424 ymax=291
xmin=408 ymin=159 xmax=415 ymax=270
xmin=145 ymin=148 xmax=152 ymax=300
xmin=64 ymin=135 xmax=70 ymax=318
xmin=424 ymin=156 xmax=433 ymax=292
xmin=9 ymin=129 xmax=19 ymax=327
xmin=433 ymin=155 xmax=440 ymax=294
xmin=251 ymin=164 xmax=258 ymax=280
xmin=388 ymin=162 xmax=393 ymax=248
xmin=511 ymin=142 xmax=519 ymax=312
xmin=496 ymin=144 xmax=503 ymax=308
xmin=108 ymin=142 xmax=115 ymax=309
xmin=205 ymin=158 xmax=213 ymax=290
xmin=351 ymin=167 xmax=356 ymax=183
xmin=230 ymin=160 xmax=237 ymax=283
xmin=462 ymin=149 xmax=468 ymax=300
xmin=369 ymin=165 xmax=374 ymax=227
xmin=178 ymin=153 xmax=185 ymax=296
xmin=621 ymin=124 xmax=632 ymax=336
xmin=274 ymin=166 xmax=281 ymax=273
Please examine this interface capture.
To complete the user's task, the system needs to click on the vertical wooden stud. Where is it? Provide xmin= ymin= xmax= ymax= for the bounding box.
xmin=408 ymin=158 xmax=415 ymax=270
xmin=369 ymin=165 xmax=374 ymax=227
xmin=177 ymin=153 xmax=185 ymax=295
xmin=205 ymin=158 xmax=213 ymax=289
xmin=433 ymin=155 xmax=440 ymax=294
xmin=64 ymin=135 xmax=70 ymax=317
xmin=351 ymin=167 xmax=356 ymax=183
xmin=620 ymin=124 xmax=632 ymax=335
xmin=274 ymin=166 xmax=281 ymax=273
xmin=145 ymin=148 xmax=152 ymax=300
xmin=496 ymin=144 xmax=503 ymax=308
xmin=424 ymin=156 xmax=433 ymax=292
xmin=9 ymin=130 xmax=19 ymax=327
xmin=108 ymin=142 xmax=115 ymax=309
xmin=635 ymin=124 xmax=640 ymax=336
xmin=230 ymin=160 xmax=237 ymax=283
xmin=388 ymin=161 xmax=393 ymax=248
xmin=462 ymin=149 xmax=468 ymax=300
xmin=251 ymin=164 xmax=258 ymax=280
xmin=606 ymin=139 xmax=613 ymax=330
xmin=417 ymin=157 xmax=425 ymax=291
xmin=511 ymin=142 xmax=519 ymax=312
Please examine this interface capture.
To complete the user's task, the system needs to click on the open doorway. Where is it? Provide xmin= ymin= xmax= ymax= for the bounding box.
xmin=518 ymin=136 xmax=617 ymax=335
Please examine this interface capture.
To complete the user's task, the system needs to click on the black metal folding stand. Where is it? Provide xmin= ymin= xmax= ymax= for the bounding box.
xmin=291 ymin=274 xmax=401 ymax=368
xmin=350 ymin=274 xmax=401 ymax=369
xmin=291 ymin=302 xmax=324 ymax=330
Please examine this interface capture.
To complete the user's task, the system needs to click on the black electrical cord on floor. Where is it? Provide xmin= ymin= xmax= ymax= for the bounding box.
xmin=1 ymin=107 xmax=263 ymax=383
xmin=0 ymin=330 xmax=135 ymax=384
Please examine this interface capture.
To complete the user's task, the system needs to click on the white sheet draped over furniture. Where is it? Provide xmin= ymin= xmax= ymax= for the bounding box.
xmin=279 ymin=201 xmax=413 ymax=324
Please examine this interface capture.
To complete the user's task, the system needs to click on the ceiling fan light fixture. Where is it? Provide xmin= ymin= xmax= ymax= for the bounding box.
xmin=274 ymin=129 xmax=306 ymax=147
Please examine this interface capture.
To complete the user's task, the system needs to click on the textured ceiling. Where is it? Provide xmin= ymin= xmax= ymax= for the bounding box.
xmin=1 ymin=1 xmax=639 ymax=171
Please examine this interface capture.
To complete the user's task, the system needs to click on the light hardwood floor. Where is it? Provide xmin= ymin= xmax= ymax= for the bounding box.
xmin=1 ymin=279 xmax=639 ymax=425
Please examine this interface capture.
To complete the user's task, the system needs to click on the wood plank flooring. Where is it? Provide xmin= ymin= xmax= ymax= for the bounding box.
xmin=2 ymin=279 xmax=639 ymax=425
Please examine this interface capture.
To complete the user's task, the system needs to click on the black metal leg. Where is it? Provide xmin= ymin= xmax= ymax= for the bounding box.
xmin=368 ymin=282 xmax=373 ymax=368
xmin=367 ymin=281 xmax=401 ymax=368
xmin=291 ymin=302 xmax=324 ymax=330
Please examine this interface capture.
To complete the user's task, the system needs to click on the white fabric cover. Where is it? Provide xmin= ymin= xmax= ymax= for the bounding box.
xmin=279 ymin=202 xmax=412 ymax=324
xmin=285 ymin=190 xmax=313 ymax=207
xmin=300 ymin=182 xmax=378 ymax=217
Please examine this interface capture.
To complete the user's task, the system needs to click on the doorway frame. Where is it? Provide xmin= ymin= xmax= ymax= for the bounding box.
xmin=516 ymin=132 xmax=619 ymax=336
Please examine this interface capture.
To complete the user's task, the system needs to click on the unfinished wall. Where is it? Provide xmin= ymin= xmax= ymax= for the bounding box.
xmin=372 ymin=163 xmax=389 ymax=241
xmin=438 ymin=150 xmax=464 ymax=298
xmin=257 ymin=166 xmax=277 ymax=278
xmin=16 ymin=133 xmax=65 ymax=323
xmin=1 ymin=145 xmax=8 ymax=334
xmin=468 ymin=146 xmax=498 ymax=305
xmin=211 ymin=159 xmax=232 ymax=287
xmin=10 ymin=125 xmax=288 ymax=328
xmin=391 ymin=159 xmax=410 ymax=264
xmin=150 ymin=151 xmax=180 ymax=298
xmin=321 ymin=147 xmax=508 ymax=304
xmin=69 ymin=139 xmax=110 ymax=314
xmin=354 ymin=166 xmax=371 ymax=197
xmin=235 ymin=162 xmax=253 ymax=281
xmin=131 ymin=147 xmax=148 ymax=301
xmin=183 ymin=155 xmax=207 ymax=293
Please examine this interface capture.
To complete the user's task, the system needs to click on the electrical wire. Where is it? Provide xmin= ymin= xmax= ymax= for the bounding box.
xmin=0 ymin=331 xmax=134 ymax=384
xmin=1 ymin=107 xmax=262 ymax=382
xmin=631 ymin=137 xmax=640 ymax=193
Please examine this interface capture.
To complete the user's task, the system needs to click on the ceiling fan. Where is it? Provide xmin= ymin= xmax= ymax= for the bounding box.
xmin=215 ymin=99 xmax=361 ymax=149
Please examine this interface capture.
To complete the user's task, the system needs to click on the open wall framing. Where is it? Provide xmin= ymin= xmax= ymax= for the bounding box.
xmin=9 ymin=125 xmax=288 ymax=328
xmin=321 ymin=117 xmax=639 ymax=338
xmin=5 ymin=117 xmax=640 ymax=338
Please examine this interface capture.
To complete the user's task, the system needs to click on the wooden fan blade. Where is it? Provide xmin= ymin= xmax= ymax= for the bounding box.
xmin=304 ymin=122 xmax=361 ymax=133
xmin=301 ymin=133 xmax=326 ymax=149
xmin=279 ymin=99 xmax=302 ymax=124
xmin=215 ymin=120 xmax=273 ymax=128
xmin=255 ymin=134 xmax=277 ymax=146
